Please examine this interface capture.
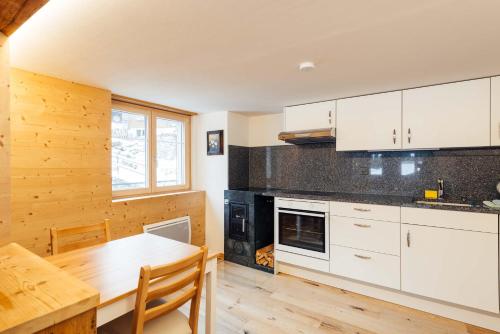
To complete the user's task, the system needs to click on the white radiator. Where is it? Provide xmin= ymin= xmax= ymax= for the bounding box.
xmin=143 ymin=216 xmax=191 ymax=244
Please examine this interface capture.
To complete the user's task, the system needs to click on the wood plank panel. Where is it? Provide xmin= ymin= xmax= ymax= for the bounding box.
xmin=111 ymin=190 xmax=206 ymax=246
xmin=0 ymin=33 xmax=10 ymax=245
xmin=7 ymin=69 xmax=205 ymax=256
xmin=0 ymin=0 xmax=48 ymax=36
xmin=9 ymin=68 xmax=113 ymax=256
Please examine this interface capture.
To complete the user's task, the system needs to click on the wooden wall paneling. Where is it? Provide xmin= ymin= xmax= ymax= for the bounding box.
xmin=111 ymin=191 xmax=206 ymax=246
xmin=9 ymin=69 xmax=206 ymax=255
xmin=0 ymin=0 xmax=49 ymax=36
xmin=10 ymin=68 xmax=113 ymax=256
xmin=0 ymin=33 xmax=10 ymax=245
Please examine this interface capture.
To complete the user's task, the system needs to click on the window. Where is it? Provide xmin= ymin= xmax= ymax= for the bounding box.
xmin=111 ymin=101 xmax=190 ymax=197
xmin=155 ymin=116 xmax=186 ymax=187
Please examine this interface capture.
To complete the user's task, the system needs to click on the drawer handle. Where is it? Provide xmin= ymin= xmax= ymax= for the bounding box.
xmin=354 ymin=254 xmax=371 ymax=260
xmin=353 ymin=208 xmax=371 ymax=212
xmin=353 ymin=223 xmax=371 ymax=228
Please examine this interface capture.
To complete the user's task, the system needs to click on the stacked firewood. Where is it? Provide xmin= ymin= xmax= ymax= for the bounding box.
xmin=256 ymin=244 xmax=274 ymax=268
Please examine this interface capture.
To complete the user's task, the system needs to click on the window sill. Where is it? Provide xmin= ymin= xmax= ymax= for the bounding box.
xmin=112 ymin=190 xmax=203 ymax=203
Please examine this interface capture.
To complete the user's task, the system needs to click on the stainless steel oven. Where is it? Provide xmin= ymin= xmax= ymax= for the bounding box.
xmin=275 ymin=198 xmax=330 ymax=260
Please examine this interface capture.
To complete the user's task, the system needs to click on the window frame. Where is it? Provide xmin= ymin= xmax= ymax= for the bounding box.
xmin=111 ymin=100 xmax=191 ymax=198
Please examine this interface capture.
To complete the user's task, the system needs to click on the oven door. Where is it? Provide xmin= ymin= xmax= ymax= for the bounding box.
xmin=275 ymin=208 xmax=329 ymax=260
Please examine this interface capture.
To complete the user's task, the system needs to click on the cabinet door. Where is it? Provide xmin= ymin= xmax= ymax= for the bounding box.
xmin=336 ymin=91 xmax=402 ymax=151
xmin=284 ymin=101 xmax=335 ymax=132
xmin=402 ymin=78 xmax=490 ymax=149
xmin=401 ymin=224 xmax=499 ymax=313
xmin=492 ymin=76 xmax=500 ymax=146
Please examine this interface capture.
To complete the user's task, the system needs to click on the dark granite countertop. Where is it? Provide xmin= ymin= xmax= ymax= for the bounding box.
xmin=227 ymin=188 xmax=500 ymax=214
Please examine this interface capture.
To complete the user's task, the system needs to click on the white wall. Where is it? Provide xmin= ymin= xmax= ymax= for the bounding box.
xmin=191 ymin=111 xmax=228 ymax=253
xmin=0 ymin=33 xmax=10 ymax=244
xmin=248 ymin=113 xmax=284 ymax=147
xmin=227 ymin=112 xmax=249 ymax=146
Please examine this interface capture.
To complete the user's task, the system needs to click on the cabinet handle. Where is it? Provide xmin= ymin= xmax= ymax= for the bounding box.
xmin=353 ymin=208 xmax=371 ymax=212
xmin=242 ymin=219 xmax=245 ymax=233
xmin=407 ymin=231 xmax=411 ymax=247
xmin=407 ymin=128 xmax=412 ymax=144
xmin=353 ymin=223 xmax=371 ymax=228
xmin=354 ymin=254 xmax=371 ymax=260
xmin=393 ymin=129 xmax=396 ymax=144
xmin=329 ymin=110 xmax=332 ymax=125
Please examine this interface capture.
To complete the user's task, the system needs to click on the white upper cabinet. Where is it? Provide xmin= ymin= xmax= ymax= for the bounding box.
xmin=284 ymin=101 xmax=335 ymax=132
xmin=402 ymin=78 xmax=491 ymax=149
xmin=336 ymin=91 xmax=402 ymax=151
xmin=492 ymin=76 xmax=500 ymax=146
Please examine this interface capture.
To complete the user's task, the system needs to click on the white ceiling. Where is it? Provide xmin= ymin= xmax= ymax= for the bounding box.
xmin=9 ymin=0 xmax=500 ymax=113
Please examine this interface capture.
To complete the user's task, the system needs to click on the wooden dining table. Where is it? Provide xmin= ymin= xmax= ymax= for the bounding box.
xmin=46 ymin=233 xmax=218 ymax=333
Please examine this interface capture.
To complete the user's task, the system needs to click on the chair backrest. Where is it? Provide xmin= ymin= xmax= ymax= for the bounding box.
xmin=50 ymin=219 xmax=111 ymax=255
xmin=132 ymin=245 xmax=208 ymax=334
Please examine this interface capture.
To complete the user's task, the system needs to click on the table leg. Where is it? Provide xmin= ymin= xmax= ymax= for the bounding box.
xmin=205 ymin=258 xmax=217 ymax=334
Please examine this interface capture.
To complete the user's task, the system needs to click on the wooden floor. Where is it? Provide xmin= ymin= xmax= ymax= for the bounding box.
xmin=184 ymin=261 xmax=496 ymax=334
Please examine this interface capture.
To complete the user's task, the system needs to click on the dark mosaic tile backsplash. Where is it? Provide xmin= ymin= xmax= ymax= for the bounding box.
xmin=228 ymin=144 xmax=500 ymax=200
xmin=228 ymin=145 xmax=249 ymax=189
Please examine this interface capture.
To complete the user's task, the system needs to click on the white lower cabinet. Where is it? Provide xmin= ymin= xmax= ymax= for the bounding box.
xmin=281 ymin=201 xmax=500 ymax=315
xmin=330 ymin=245 xmax=400 ymax=289
xmin=401 ymin=223 xmax=499 ymax=313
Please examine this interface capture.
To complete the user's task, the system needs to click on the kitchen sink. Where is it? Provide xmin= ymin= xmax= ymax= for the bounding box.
xmin=414 ymin=200 xmax=473 ymax=208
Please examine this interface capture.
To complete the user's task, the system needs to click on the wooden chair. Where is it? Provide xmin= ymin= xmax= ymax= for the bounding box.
xmin=98 ymin=245 xmax=208 ymax=334
xmin=50 ymin=219 xmax=111 ymax=255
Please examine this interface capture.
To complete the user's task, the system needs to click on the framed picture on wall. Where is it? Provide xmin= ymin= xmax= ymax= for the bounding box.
xmin=207 ymin=130 xmax=224 ymax=155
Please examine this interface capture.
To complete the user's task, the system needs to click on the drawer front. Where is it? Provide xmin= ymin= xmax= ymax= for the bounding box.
xmin=401 ymin=207 xmax=498 ymax=233
xmin=331 ymin=216 xmax=400 ymax=255
xmin=275 ymin=250 xmax=330 ymax=273
xmin=330 ymin=245 xmax=400 ymax=289
xmin=330 ymin=202 xmax=400 ymax=222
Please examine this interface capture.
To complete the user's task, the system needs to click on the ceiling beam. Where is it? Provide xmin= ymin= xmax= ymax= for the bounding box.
xmin=0 ymin=0 xmax=48 ymax=36
xmin=112 ymin=94 xmax=198 ymax=116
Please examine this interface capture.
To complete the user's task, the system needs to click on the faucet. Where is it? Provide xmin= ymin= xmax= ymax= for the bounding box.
xmin=437 ymin=179 xmax=444 ymax=199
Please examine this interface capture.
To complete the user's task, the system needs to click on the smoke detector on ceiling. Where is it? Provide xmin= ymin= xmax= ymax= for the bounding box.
xmin=299 ymin=61 xmax=315 ymax=71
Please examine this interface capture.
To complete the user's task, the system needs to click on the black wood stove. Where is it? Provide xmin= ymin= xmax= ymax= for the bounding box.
xmin=224 ymin=189 xmax=274 ymax=273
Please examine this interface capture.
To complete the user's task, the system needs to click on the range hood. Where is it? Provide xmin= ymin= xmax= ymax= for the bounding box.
xmin=278 ymin=128 xmax=336 ymax=145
